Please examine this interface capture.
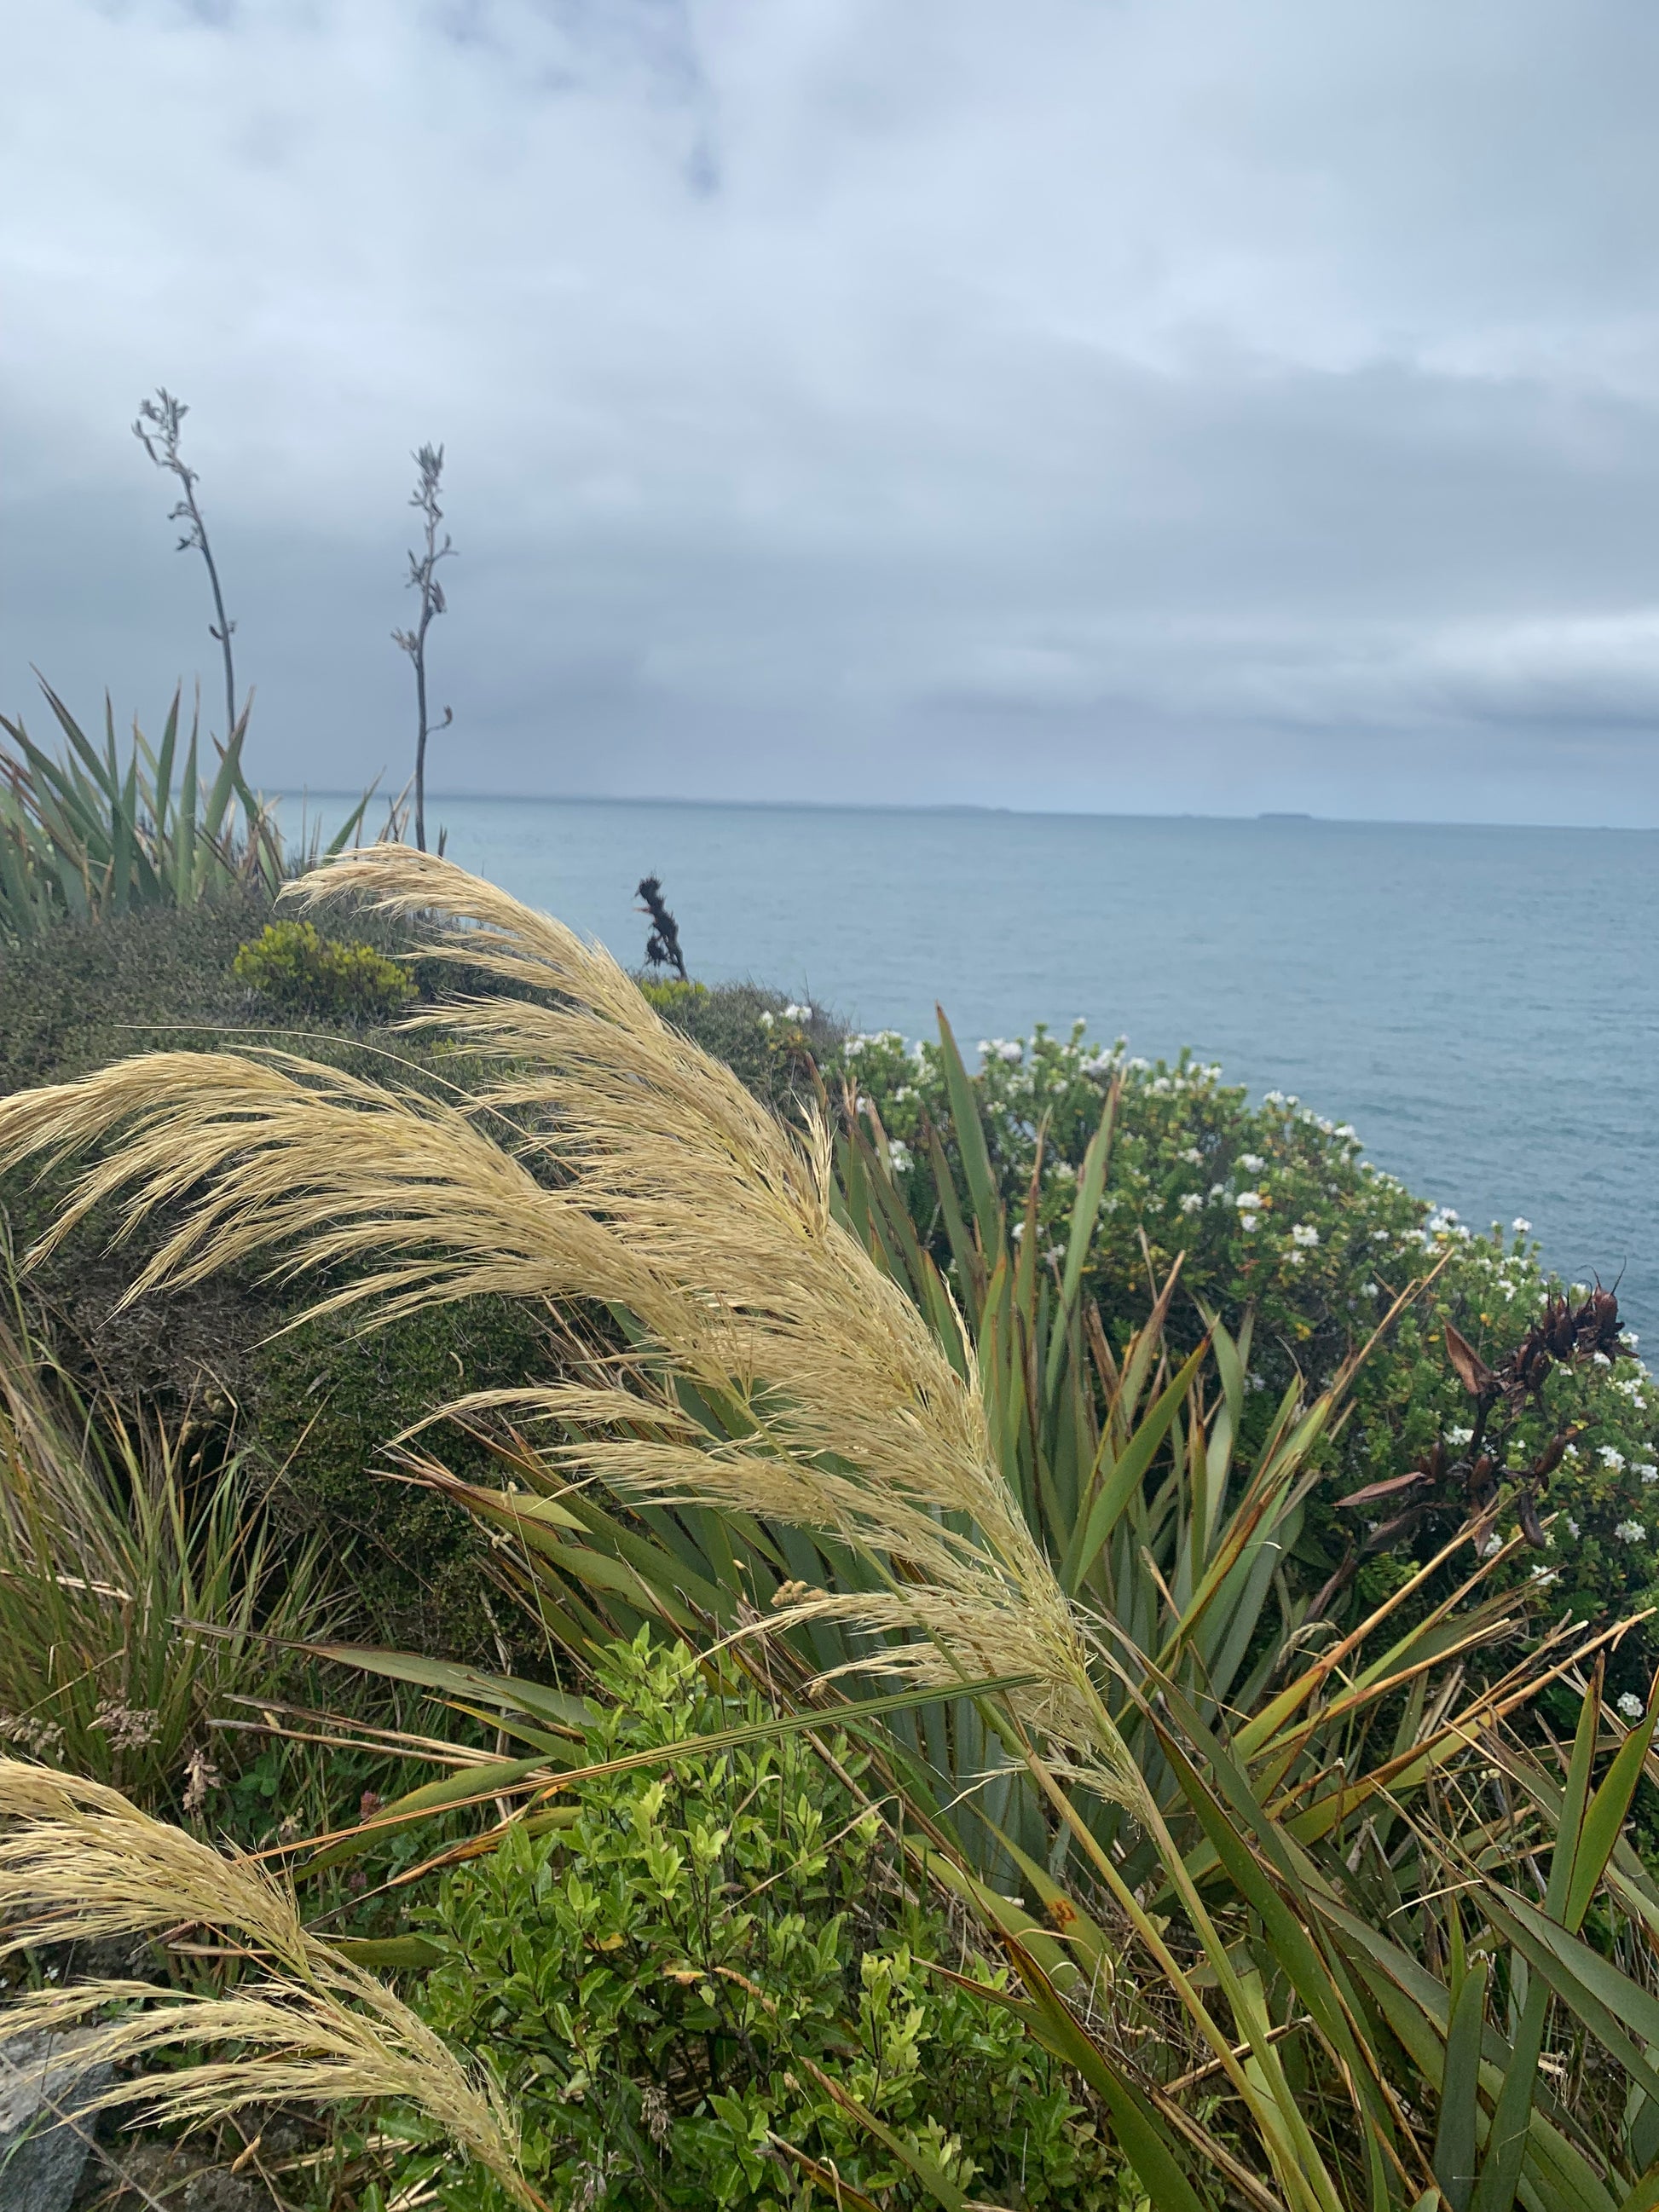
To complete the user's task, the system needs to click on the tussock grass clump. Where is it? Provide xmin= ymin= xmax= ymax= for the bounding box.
xmin=0 ymin=1759 xmax=537 ymax=2205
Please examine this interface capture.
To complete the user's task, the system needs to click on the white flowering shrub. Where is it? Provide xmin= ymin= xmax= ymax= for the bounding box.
xmin=825 ymin=1019 xmax=1659 ymax=1684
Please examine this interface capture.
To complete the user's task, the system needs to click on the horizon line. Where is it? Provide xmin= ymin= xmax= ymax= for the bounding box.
xmin=267 ymin=788 xmax=1659 ymax=835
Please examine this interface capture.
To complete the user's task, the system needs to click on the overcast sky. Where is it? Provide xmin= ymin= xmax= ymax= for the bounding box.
xmin=5 ymin=1 xmax=1659 ymax=821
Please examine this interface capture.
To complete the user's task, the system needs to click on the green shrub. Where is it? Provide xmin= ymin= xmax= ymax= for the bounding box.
xmin=234 ymin=918 xmax=416 ymax=1025
xmin=647 ymin=980 xmax=844 ymax=1114
xmin=636 ymin=976 xmax=709 ymax=1014
xmin=835 ymin=1019 xmax=1659 ymax=1687
xmin=391 ymin=1632 xmax=1125 ymax=2212
xmin=249 ymin=1298 xmax=556 ymax=1660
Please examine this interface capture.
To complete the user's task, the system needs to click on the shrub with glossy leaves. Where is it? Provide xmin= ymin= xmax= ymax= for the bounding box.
xmin=234 ymin=918 xmax=415 ymax=1025
xmin=393 ymin=1632 xmax=1126 ymax=2212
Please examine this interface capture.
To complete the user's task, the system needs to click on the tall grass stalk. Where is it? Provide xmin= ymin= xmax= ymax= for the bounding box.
xmin=132 ymin=388 xmax=240 ymax=745
xmin=0 ymin=1761 xmax=540 ymax=2207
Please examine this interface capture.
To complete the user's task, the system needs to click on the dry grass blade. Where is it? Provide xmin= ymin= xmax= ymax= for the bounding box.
xmin=0 ymin=1759 xmax=538 ymax=2208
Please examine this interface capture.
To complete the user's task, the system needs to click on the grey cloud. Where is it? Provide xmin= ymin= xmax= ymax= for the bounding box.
xmin=4 ymin=0 xmax=1659 ymax=821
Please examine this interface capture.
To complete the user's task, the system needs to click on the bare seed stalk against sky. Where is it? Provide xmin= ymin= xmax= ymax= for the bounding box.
xmin=132 ymin=389 xmax=240 ymax=746
xmin=392 ymin=442 xmax=456 ymax=853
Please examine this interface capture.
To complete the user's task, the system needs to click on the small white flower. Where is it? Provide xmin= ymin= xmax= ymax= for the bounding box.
xmin=1512 ymin=1217 xmax=1531 ymax=1233
xmin=1239 ymin=1213 xmax=1260 ymax=1233
xmin=886 ymin=1140 xmax=912 ymax=1174
xmin=1080 ymin=1051 xmax=1116 ymax=1076
xmin=1593 ymin=1350 xmax=1612 ymax=1367
xmin=1529 ymin=1565 xmax=1557 ymax=1585
xmin=1010 ymin=1221 xmax=1025 ymax=1240
xmin=1238 ymin=1153 xmax=1265 ymax=1173
xmin=1362 ymin=1281 xmax=1379 ymax=1297
xmin=1263 ymin=1089 xmax=1286 ymax=1106
xmin=1179 ymin=1192 xmax=1204 ymax=1215
xmin=1616 ymin=1519 xmax=1648 ymax=1544
xmin=999 ymin=1041 xmax=1023 ymax=1064
xmin=1599 ymin=1446 xmax=1627 ymax=1472
xmin=1334 ymin=1123 xmax=1357 ymax=1140
xmin=1446 ymin=1426 xmax=1474 ymax=1447
xmin=1290 ymin=1222 xmax=1320 ymax=1248
xmin=1619 ymin=1692 xmax=1647 ymax=1721
xmin=1373 ymin=1227 xmax=1392 ymax=1242
xmin=1050 ymin=1159 xmax=1077 ymax=1182
xmin=757 ymin=1010 xmax=775 ymax=1028
xmin=1247 ymin=1372 xmax=1268 ymax=1393
xmin=1180 ymin=1146 xmax=1205 ymax=1166
xmin=1640 ymin=1464 xmax=1658 ymax=1485
xmin=1564 ymin=1515 xmax=1581 ymax=1538
xmin=1477 ymin=1530 xmax=1503 ymax=1557
xmin=1235 ymin=1190 xmax=1264 ymax=1211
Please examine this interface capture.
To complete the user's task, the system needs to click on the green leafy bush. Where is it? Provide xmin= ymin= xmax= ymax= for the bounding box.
xmin=834 ymin=1019 xmax=1659 ymax=1681
xmin=234 ymin=918 xmax=416 ymax=1025
xmin=392 ymin=1633 xmax=1125 ymax=2212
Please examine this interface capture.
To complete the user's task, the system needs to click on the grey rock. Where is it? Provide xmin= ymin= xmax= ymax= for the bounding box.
xmin=0 ymin=2030 xmax=111 ymax=2212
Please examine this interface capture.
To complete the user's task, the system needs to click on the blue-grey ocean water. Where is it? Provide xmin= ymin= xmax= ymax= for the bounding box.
xmin=295 ymin=798 xmax=1659 ymax=1335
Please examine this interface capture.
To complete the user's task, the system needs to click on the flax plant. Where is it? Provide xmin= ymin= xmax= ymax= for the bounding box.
xmin=3 ymin=848 xmax=1659 ymax=2206
xmin=0 ymin=1285 xmax=331 ymax=1811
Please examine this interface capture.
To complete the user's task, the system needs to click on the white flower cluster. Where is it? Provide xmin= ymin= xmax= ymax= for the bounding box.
xmin=1599 ymin=1447 xmax=1627 ymax=1473
xmin=1615 ymin=1519 xmax=1648 ymax=1545
xmin=978 ymin=1038 xmax=1025 ymax=1066
xmin=1619 ymin=1692 xmax=1647 ymax=1721
xmin=1423 ymin=1206 xmax=1472 ymax=1246
xmin=1238 ymin=1153 xmax=1265 ymax=1173
xmin=1290 ymin=1222 xmax=1320 ymax=1248
xmin=886 ymin=1140 xmax=913 ymax=1174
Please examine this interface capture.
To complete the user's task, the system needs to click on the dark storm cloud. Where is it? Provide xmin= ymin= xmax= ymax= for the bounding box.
xmin=4 ymin=0 xmax=1659 ymax=820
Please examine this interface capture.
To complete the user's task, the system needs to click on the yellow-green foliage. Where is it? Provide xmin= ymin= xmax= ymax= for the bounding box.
xmin=636 ymin=975 xmax=708 ymax=1014
xmin=234 ymin=918 xmax=414 ymax=1025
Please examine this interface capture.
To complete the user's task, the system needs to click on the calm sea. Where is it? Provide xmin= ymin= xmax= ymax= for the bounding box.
xmin=288 ymin=797 xmax=1659 ymax=1335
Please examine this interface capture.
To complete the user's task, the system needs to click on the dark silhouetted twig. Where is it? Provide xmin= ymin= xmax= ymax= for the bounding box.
xmin=636 ymin=875 xmax=687 ymax=979
xmin=391 ymin=442 xmax=456 ymax=852
xmin=133 ymin=389 xmax=241 ymax=744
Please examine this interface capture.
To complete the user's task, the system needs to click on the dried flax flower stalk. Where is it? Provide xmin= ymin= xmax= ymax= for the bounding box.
xmin=0 ymin=1760 xmax=540 ymax=2205
xmin=0 ymin=846 xmax=1135 ymax=1801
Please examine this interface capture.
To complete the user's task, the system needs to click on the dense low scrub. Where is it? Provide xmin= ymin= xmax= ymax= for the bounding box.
xmin=390 ymin=1632 xmax=1124 ymax=2212
xmin=4 ymin=847 xmax=1658 ymax=2210
xmin=826 ymin=1018 xmax=1659 ymax=1695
